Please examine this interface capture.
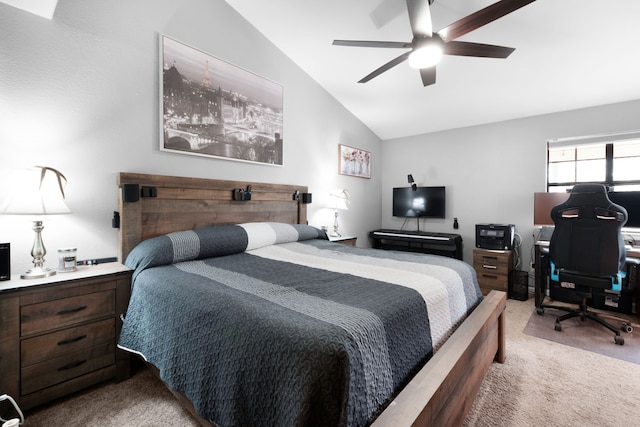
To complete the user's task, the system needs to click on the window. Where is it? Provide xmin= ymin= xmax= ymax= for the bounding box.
xmin=547 ymin=131 xmax=640 ymax=192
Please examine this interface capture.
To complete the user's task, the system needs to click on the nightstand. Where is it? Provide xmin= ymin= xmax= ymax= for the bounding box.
xmin=329 ymin=235 xmax=357 ymax=246
xmin=0 ymin=262 xmax=132 ymax=411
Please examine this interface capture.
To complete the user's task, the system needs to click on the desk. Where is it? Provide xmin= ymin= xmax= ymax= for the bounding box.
xmin=534 ymin=242 xmax=640 ymax=322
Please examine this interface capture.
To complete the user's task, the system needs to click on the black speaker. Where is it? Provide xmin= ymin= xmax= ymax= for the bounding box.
xmin=122 ymin=184 xmax=140 ymax=202
xmin=508 ymin=270 xmax=528 ymax=301
xmin=0 ymin=243 xmax=10 ymax=281
xmin=302 ymin=193 xmax=312 ymax=204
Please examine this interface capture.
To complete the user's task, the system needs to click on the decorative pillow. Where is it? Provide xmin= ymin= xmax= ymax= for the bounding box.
xmin=125 ymin=222 xmax=326 ymax=273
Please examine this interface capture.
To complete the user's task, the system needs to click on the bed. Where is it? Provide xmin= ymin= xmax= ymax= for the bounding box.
xmin=115 ymin=172 xmax=506 ymax=427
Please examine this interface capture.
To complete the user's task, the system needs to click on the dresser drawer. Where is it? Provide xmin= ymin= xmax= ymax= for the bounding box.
xmin=21 ymin=318 xmax=115 ymax=367
xmin=21 ymin=342 xmax=115 ymax=395
xmin=20 ymin=290 xmax=115 ymax=336
xmin=473 ymin=251 xmax=512 ymax=275
xmin=476 ymin=272 xmax=509 ymax=292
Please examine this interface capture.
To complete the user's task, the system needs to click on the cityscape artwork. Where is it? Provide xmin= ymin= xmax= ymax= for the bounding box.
xmin=160 ymin=35 xmax=284 ymax=165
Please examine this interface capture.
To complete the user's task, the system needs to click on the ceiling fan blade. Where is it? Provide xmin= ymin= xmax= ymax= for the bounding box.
xmin=438 ymin=0 xmax=536 ymax=42
xmin=370 ymin=0 xmax=405 ymax=29
xmin=419 ymin=67 xmax=436 ymax=87
xmin=333 ymin=40 xmax=412 ymax=49
xmin=358 ymin=51 xmax=411 ymax=83
xmin=406 ymin=0 xmax=433 ymax=37
xmin=444 ymin=41 xmax=515 ymax=58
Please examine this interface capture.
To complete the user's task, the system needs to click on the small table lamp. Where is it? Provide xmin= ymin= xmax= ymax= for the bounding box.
xmin=0 ymin=166 xmax=71 ymax=279
xmin=328 ymin=189 xmax=350 ymax=237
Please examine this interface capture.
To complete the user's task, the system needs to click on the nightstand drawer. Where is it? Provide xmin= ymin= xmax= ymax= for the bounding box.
xmin=21 ymin=318 xmax=115 ymax=367
xmin=21 ymin=342 xmax=115 ymax=395
xmin=20 ymin=289 xmax=115 ymax=336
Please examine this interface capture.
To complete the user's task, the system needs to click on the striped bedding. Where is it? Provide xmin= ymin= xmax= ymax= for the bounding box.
xmin=118 ymin=223 xmax=482 ymax=427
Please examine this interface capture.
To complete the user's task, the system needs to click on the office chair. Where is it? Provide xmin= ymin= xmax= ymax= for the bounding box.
xmin=537 ymin=184 xmax=631 ymax=345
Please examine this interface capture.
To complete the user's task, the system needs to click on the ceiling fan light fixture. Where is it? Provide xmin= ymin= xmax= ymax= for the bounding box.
xmin=409 ymin=37 xmax=444 ymax=69
xmin=408 ymin=44 xmax=442 ymax=69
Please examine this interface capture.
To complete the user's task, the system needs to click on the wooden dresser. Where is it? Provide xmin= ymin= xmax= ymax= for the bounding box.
xmin=0 ymin=263 xmax=132 ymax=410
xmin=473 ymin=248 xmax=514 ymax=295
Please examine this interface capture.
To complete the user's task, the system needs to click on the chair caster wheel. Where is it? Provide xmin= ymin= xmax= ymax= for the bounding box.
xmin=536 ymin=308 xmax=544 ymax=315
xmin=621 ymin=324 xmax=633 ymax=333
xmin=614 ymin=335 xmax=624 ymax=345
xmin=554 ymin=323 xmax=562 ymax=331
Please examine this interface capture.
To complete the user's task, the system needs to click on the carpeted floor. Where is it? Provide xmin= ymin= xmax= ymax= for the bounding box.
xmin=19 ymin=297 xmax=640 ymax=426
xmin=464 ymin=297 xmax=640 ymax=427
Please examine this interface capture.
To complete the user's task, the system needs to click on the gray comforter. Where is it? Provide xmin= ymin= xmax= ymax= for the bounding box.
xmin=118 ymin=222 xmax=482 ymax=427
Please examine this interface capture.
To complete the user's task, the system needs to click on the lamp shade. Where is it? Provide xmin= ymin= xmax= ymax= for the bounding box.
xmin=329 ymin=189 xmax=350 ymax=211
xmin=0 ymin=166 xmax=71 ymax=215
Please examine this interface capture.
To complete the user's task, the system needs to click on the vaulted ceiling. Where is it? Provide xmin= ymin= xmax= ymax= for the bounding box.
xmin=226 ymin=0 xmax=640 ymax=140
xmin=1 ymin=0 xmax=57 ymax=19
xmin=6 ymin=1 xmax=640 ymax=141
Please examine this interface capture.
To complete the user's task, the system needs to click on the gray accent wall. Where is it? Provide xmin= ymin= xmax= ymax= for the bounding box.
xmin=381 ymin=99 xmax=640 ymax=271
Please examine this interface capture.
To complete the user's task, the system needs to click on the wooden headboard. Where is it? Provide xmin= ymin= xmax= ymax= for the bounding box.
xmin=117 ymin=173 xmax=308 ymax=262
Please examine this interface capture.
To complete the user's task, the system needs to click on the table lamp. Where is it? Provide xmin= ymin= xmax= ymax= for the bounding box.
xmin=328 ymin=189 xmax=350 ymax=237
xmin=0 ymin=166 xmax=71 ymax=279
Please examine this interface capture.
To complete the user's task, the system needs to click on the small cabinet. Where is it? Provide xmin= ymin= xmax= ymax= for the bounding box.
xmin=329 ymin=236 xmax=357 ymax=246
xmin=0 ymin=263 xmax=132 ymax=410
xmin=473 ymin=248 xmax=514 ymax=295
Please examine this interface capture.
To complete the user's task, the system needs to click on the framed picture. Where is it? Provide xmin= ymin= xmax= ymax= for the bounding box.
xmin=339 ymin=144 xmax=371 ymax=179
xmin=159 ymin=35 xmax=284 ymax=166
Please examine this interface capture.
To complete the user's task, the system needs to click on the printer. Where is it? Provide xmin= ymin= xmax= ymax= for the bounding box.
xmin=475 ymin=224 xmax=515 ymax=250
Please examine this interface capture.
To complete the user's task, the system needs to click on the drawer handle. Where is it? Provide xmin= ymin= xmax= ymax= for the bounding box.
xmin=482 ymin=264 xmax=498 ymax=269
xmin=482 ymin=274 xmax=498 ymax=280
xmin=57 ymin=334 xmax=87 ymax=346
xmin=58 ymin=360 xmax=87 ymax=372
xmin=57 ymin=305 xmax=87 ymax=316
xmin=482 ymin=256 xmax=498 ymax=261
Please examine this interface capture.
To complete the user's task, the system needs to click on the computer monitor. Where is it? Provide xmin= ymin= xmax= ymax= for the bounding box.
xmin=535 ymin=190 xmax=640 ymax=230
xmin=533 ymin=192 xmax=569 ymax=226
xmin=608 ymin=191 xmax=640 ymax=229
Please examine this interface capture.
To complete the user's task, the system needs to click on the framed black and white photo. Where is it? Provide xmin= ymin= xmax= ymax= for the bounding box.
xmin=160 ymin=35 xmax=284 ymax=165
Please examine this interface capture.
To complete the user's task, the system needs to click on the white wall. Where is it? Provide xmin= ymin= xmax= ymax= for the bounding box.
xmin=381 ymin=99 xmax=640 ymax=270
xmin=0 ymin=0 xmax=382 ymax=275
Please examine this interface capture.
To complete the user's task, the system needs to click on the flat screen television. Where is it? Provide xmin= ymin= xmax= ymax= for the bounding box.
xmin=393 ymin=186 xmax=445 ymax=218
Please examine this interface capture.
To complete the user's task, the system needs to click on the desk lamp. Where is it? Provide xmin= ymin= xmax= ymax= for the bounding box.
xmin=0 ymin=166 xmax=71 ymax=279
xmin=328 ymin=189 xmax=350 ymax=237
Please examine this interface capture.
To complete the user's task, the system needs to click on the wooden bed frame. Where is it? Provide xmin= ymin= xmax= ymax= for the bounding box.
xmin=117 ymin=172 xmax=507 ymax=427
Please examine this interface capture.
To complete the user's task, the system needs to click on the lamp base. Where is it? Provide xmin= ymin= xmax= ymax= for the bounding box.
xmin=21 ymin=266 xmax=56 ymax=280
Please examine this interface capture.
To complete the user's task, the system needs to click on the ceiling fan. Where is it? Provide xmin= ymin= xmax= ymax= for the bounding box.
xmin=333 ymin=0 xmax=537 ymax=87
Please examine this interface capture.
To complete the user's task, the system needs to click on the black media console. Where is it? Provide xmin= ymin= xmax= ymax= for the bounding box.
xmin=369 ymin=229 xmax=463 ymax=260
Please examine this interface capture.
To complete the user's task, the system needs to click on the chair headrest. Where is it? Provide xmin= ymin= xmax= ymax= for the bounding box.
xmin=570 ymin=184 xmax=607 ymax=194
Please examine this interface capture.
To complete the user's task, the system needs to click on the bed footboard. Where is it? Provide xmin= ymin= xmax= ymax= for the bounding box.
xmin=372 ymin=290 xmax=507 ymax=427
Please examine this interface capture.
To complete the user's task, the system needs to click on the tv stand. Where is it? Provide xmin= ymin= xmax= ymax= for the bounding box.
xmin=369 ymin=229 xmax=463 ymax=260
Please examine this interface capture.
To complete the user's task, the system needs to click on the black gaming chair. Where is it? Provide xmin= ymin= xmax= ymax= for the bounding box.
xmin=538 ymin=184 xmax=630 ymax=345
